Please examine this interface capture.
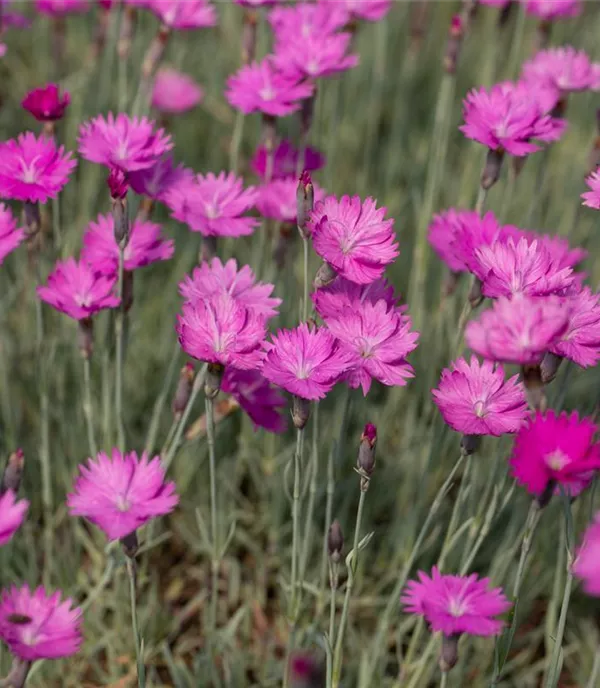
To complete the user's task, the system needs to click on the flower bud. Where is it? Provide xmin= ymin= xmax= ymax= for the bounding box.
xmin=173 ymin=363 xmax=195 ymax=419
xmin=357 ymin=423 xmax=377 ymax=490
xmin=540 ymin=352 xmax=563 ymax=385
xmin=204 ymin=363 xmax=224 ymax=400
xmin=327 ymin=519 xmax=344 ymax=564
xmin=439 ymin=633 xmax=460 ymax=673
xmin=2 ymin=449 xmax=24 ymax=494
xmin=443 ymin=14 xmax=464 ymax=74
xmin=313 ymin=261 xmax=337 ymax=289
xmin=110 ymin=176 xmax=130 ymax=250
xmin=292 ymin=395 xmax=311 ymax=430
xmin=460 ymin=434 xmax=480 ymax=456
xmin=77 ymin=317 xmax=94 ymax=360
xmin=121 ymin=529 xmax=139 ymax=558
xmin=481 ymin=149 xmax=504 ymax=191
xmin=297 ymin=171 xmax=314 ymax=240
xmin=289 ymin=651 xmax=325 ymax=688
xmin=521 ymin=364 xmax=546 ymax=412
xmin=108 ymin=167 xmax=128 ymax=200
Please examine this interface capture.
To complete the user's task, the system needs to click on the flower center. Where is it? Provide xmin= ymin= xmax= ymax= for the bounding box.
xmin=447 ymin=596 xmax=467 ymax=618
xmin=296 ymin=365 xmax=310 ymax=380
xmin=115 ymin=495 xmax=131 ymax=512
xmin=545 ymin=449 xmax=570 ymax=472
xmin=473 ymin=400 xmax=486 ymax=418
xmin=21 ymin=627 xmax=38 ymax=646
xmin=19 ymin=160 xmax=40 ymax=184
xmin=204 ymin=203 xmax=220 ymax=219
xmin=354 ymin=336 xmax=374 ymax=359
xmin=75 ymin=292 xmax=92 ymax=308
xmin=116 ymin=141 xmax=129 ymax=160
xmin=259 ymin=85 xmax=276 ymax=102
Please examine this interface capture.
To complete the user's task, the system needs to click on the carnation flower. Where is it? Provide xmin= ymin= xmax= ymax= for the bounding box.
xmin=0 ymin=585 xmax=82 ymax=661
xmin=251 ymin=140 xmax=325 ymax=181
xmin=22 ymin=84 xmax=70 ymax=122
xmin=517 ymin=229 xmax=587 ymax=271
xmin=221 ymin=367 xmax=287 ymax=433
xmin=312 ymin=275 xmax=398 ymax=319
xmin=0 ymin=132 xmax=76 ymax=203
xmin=433 ymin=357 xmax=528 ymax=436
xmin=78 ymin=113 xmax=173 ymax=172
xmin=273 ymin=31 xmax=358 ymax=81
xmin=262 ymin=323 xmax=357 ymax=400
xmin=401 ymin=567 xmax=510 ymax=637
xmin=225 ymin=58 xmax=314 ymax=117
xmin=549 ymin=288 xmax=600 ymax=368
xmin=147 ymin=0 xmax=217 ymax=29
xmin=308 ymin=195 xmax=398 ymax=285
xmin=0 ymin=490 xmax=28 ymax=546
xmin=128 ymin=156 xmax=193 ymax=202
xmin=573 ymin=513 xmax=600 ymax=596
xmin=0 ymin=204 xmax=25 ymax=264
xmin=318 ymin=0 xmax=391 ymax=22
xmin=35 ymin=0 xmax=89 ymax=14
xmin=179 ymin=258 xmax=281 ymax=319
xmin=256 ymin=177 xmax=325 ymax=224
xmin=37 ymin=258 xmax=120 ymax=320
xmin=522 ymin=46 xmax=596 ymax=101
xmin=510 ymin=410 xmax=600 ymax=497
xmin=521 ymin=0 xmax=581 ymax=20
xmin=151 ymin=68 xmax=204 ymax=114
xmin=582 ymin=171 xmax=600 ymax=210
xmin=269 ymin=3 xmax=346 ymax=38
xmin=68 ymin=449 xmax=178 ymax=540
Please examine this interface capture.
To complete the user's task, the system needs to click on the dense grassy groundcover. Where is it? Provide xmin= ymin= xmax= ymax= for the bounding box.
xmin=1 ymin=1 xmax=600 ymax=686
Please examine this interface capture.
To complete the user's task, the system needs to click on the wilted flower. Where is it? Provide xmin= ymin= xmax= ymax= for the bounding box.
xmin=549 ymin=288 xmax=600 ymax=368
xmin=573 ymin=513 xmax=600 ymax=596
xmin=221 ymin=367 xmax=287 ymax=433
xmin=22 ymin=84 xmax=70 ymax=122
xmin=147 ymin=0 xmax=217 ymax=29
xmin=582 ymin=170 xmax=600 ymax=210
xmin=152 ymin=68 xmax=204 ymax=114
xmin=0 ymin=490 xmax=28 ymax=547
xmin=257 ymin=178 xmax=325 ymax=224
xmin=251 ymin=139 xmax=325 ymax=181
xmin=312 ymin=275 xmax=399 ymax=319
xmin=0 ymin=204 xmax=25 ymax=264
xmin=35 ymin=0 xmax=89 ymax=14
xmin=128 ymin=155 xmax=193 ymax=202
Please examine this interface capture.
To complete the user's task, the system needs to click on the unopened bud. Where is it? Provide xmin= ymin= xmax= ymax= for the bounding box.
xmin=296 ymin=170 xmax=314 ymax=239
xmin=2 ymin=449 xmax=24 ymax=494
xmin=292 ymin=395 xmax=311 ymax=430
xmin=77 ymin=317 xmax=94 ymax=359
xmin=313 ymin=261 xmax=337 ymax=289
xmin=540 ymin=352 xmax=563 ymax=384
xmin=481 ymin=149 xmax=504 ymax=191
xmin=108 ymin=167 xmax=128 ymax=200
xmin=173 ymin=363 xmax=195 ymax=419
xmin=443 ymin=15 xmax=463 ymax=74
xmin=439 ymin=633 xmax=460 ymax=673
xmin=204 ymin=363 xmax=224 ymax=400
xmin=327 ymin=519 xmax=344 ymax=564
xmin=460 ymin=434 xmax=480 ymax=456
xmin=289 ymin=651 xmax=325 ymax=688
xmin=522 ymin=364 xmax=546 ymax=412
xmin=357 ymin=423 xmax=377 ymax=490
xmin=121 ymin=529 xmax=139 ymax=558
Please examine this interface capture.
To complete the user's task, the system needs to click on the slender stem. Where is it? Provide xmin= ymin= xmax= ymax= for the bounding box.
xmin=440 ymin=672 xmax=448 ymax=688
xmin=127 ymin=559 xmax=146 ymax=688
xmin=144 ymin=340 xmax=180 ymax=454
xmin=80 ymin=555 xmax=115 ymax=613
xmin=82 ymin=354 xmax=98 ymax=457
xmin=300 ymin=402 xmax=319 ymax=580
xmin=328 ymin=561 xmax=337 ymax=646
xmin=586 ymin=651 xmax=600 ymax=688
xmin=302 ymin=237 xmax=309 ymax=322
xmin=289 ymin=427 xmax=305 ymax=619
xmin=229 ymin=111 xmax=246 ymax=174
xmin=205 ymin=396 xmax=220 ymax=639
xmin=437 ymin=455 xmax=472 ymax=571
xmin=52 ymin=195 xmax=61 ymax=249
xmin=507 ymin=3 xmax=526 ymax=79
xmin=475 ymin=186 xmax=488 ymax=216
xmin=115 ymin=247 xmax=125 ymax=451
xmin=101 ymin=329 xmax=113 ymax=446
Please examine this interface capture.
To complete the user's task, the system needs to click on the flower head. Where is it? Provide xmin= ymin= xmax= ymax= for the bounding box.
xmin=273 ymin=31 xmax=358 ymax=81
xmin=257 ymin=177 xmax=325 ymax=224
xmin=312 ymin=275 xmax=399 ymax=319
xmin=318 ymin=0 xmax=391 ymax=22
xmin=582 ymin=170 xmax=600 ymax=210
xmin=573 ymin=513 xmax=600 ymax=596
xmin=522 ymin=46 xmax=596 ymax=100
xmin=22 ymin=84 xmax=70 ymax=122
xmin=0 ymin=490 xmax=28 ymax=546
xmin=67 ymin=449 xmax=178 ymax=540
xmin=251 ymin=139 xmax=325 ymax=181
xmin=147 ymin=0 xmax=217 ymax=29
xmin=221 ymin=367 xmax=287 ymax=433
xmin=128 ymin=156 xmax=193 ymax=202
xmin=35 ymin=0 xmax=89 ymax=15
xmin=0 ymin=204 xmax=25 ymax=264
xmin=549 ymin=288 xmax=600 ymax=368
xmin=151 ymin=68 xmax=204 ymax=114
xmin=269 ymin=3 xmax=346 ymax=38
xmin=521 ymin=0 xmax=581 ymax=20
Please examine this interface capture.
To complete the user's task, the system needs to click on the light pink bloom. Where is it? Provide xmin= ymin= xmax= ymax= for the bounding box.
xmin=433 ymin=356 xmax=528 ymax=436
xmin=22 ymin=84 xmax=70 ymax=122
xmin=37 ymin=258 xmax=120 ymax=320
xmin=312 ymin=275 xmax=399 ymax=319
xmin=582 ymin=171 xmax=600 ymax=210
xmin=221 ymin=367 xmax=287 ymax=433
xmin=179 ymin=258 xmax=281 ymax=319
xmin=0 ymin=586 xmax=82 ymax=661
xmin=78 ymin=113 xmax=173 ymax=172
xmin=522 ymin=47 xmax=596 ymax=103
xmin=318 ymin=0 xmax=391 ymax=22
xmin=147 ymin=0 xmax=217 ymax=29
xmin=257 ymin=177 xmax=325 ymax=224
xmin=0 ymin=204 xmax=25 ymax=264
xmin=510 ymin=410 xmax=600 ymax=497
xmin=226 ymin=58 xmax=314 ymax=117
xmin=269 ymin=3 xmax=346 ymax=38
xmin=128 ymin=156 xmax=193 ymax=202
xmin=521 ymin=0 xmax=581 ymax=20
xmin=273 ymin=31 xmax=358 ymax=81
xmin=0 ymin=132 xmax=76 ymax=203
xmin=151 ymin=68 xmax=204 ymax=114
xmin=35 ymin=0 xmax=89 ymax=14
xmin=262 ymin=323 xmax=357 ymax=400
xmin=516 ymin=229 xmax=587 ymax=271
xmin=0 ymin=490 xmax=28 ymax=546
xmin=251 ymin=140 xmax=325 ymax=181
xmin=68 ymin=449 xmax=178 ymax=540
xmin=550 ymin=288 xmax=600 ymax=368
xmin=402 ymin=567 xmax=510 ymax=637
xmin=573 ymin=513 xmax=600 ymax=596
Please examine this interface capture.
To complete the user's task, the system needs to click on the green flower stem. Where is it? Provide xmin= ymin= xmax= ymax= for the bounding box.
xmin=82 ymin=354 xmax=98 ymax=457
xmin=586 ymin=651 xmax=600 ymax=688
xmin=229 ymin=110 xmax=245 ymax=174
xmin=205 ymin=395 xmax=220 ymax=641
xmin=127 ymin=558 xmax=146 ymax=688
xmin=299 ymin=402 xmax=319 ymax=581
xmin=440 ymin=671 xmax=448 ymax=688
xmin=302 ymin=237 xmax=310 ymax=322
xmin=289 ymin=427 xmax=305 ymax=620
xmin=115 ymin=247 xmax=126 ymax=451
xmin=144 ymin=340 xmax=181 ymax=454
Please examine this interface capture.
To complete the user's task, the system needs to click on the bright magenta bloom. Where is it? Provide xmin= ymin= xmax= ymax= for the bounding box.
xmin=177 ymin=294 xmax=266 ymax=370
xmin=582 ymin=171 xmax=600 ymax=210
xmin=151 ymin=68 xmax=204 ymax=114
xmin=251 ymin=140 xmax=325 ymax=181
xmin=68 ymin=449 xmax=178 ymax=540
xmin=0 ymin=490 xmax=28 ymax=546
xmin=312 ymin=276 xmax=398 ymax=319
xmin=22 ymin=84 xmax=70 ymax=122
xmin=147 ymin=0 xmax=217 ymax=28
xmin=262 ymin=323 xmax=356 ymax=400
xmin=82 ymin=213 xmax=174 ymax=277
xmin=37 ymin=258 xmax=120 ymax=320
xmin=78 ymin=113 xmax=173 ymax=172
xmin=35 ymin=0 xmax=89 ymax=14
xmin=226 ymin=58 xmax=314 ymax=117
xmin=433 ymin=357 xmax=528 ymax=437
xmin=128 ymin=156 xmax=193 ymax=202
xmin=0 ymin=132 xmax=76 ymax=203
xmin=573 ymin=513 xmax=600 ymax=596
xmin=273 ymin=31 xmax=358 ymax=81
xmin=257 ymin=177 xmax=325 ymax=224
xmin=402 ymin=567 xmax=510 ymax=637
xmin=0 ymin=204 xmax=25 ymax=264
xmin=180 ymin=258 xmax=280 ymax=319
xmin=318 ymin=0 xmax=391 ymax=22
xmin=308 ymin=195 xmax=398 ymax=285
xmin=510 ymin=410 xmax=600 ymax=497
xmin=0 ymin=585 xmax=82 ymax=661
xmin=521 ymin=0 xmax=581 ymax=19
xmin=522 ymin=46 xmax=596 ymax=100
xmin=549 ymin=288 xmax=600 ymax=368
xmin=516 ymin=229 xmax=587 ymax=271
xmin=221 ymin=368 xmax=287 ymax=433
xmin=466 ymin=294 xmax=569 ymax=364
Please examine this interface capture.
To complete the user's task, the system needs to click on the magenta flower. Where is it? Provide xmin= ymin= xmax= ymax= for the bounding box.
xmin=521 ymin=0 xmax=581 ymax=20
xmin=179 ymin=258 xmax=281 ymax=319
xmin=273 ymin=31 xmax=358 ymax=81
xmin=401 ymin=567 xmax=510 ymax=637
xmin=517 ymin=229 xmax=587 ymax=271
xmin=312 ymin=276 xmax=398 ymax=319
xmin=573 ymin=513 xmax=600 ymax=596
xmin=221 ymin=367 xmax=287 ymax=433
xmin=0 ymin=132 xmax=76 ymax=203
xmin=257 ymin=177 xmax=325 ymax=224
xmin=318 ymin=0 xmax=391 ymax=22
xmin=0 ymin=585 xmax=82 ymax=661
xmin=22 ymin=84 xmax=70 ymax=122
xmin=466 ymin=294 xmax=569 ymax=365
xmin=522 ymin=46 xmax=596 ymax=101
xmin=0 ymin=490 xmax=28 ymax=546
xmin=308 ymin=195 xmax=398 ymax=285
xmin=262 ymin=323 xmax=356 ymax=400
xmin=68 ymin=449 xmax=178 ymax=540
xmin=582 ymin=171 xmax=600 ymax=210
xmin=151 ymin=68 xmax=204 ymax=114
xmin=251 ymin=140 xmax=325 ymax=181
xmin=147 ymin=0 xmax=217 ymax=29
xmin=78 ymin=113 xmax=173 ymax=172
xmin=128 ymin=156 xmax=193 ymax=202
xmin=0 ymin=204 xmax=25 ymax=264
xmin=510 ymin=410 xmax=600 ymax=498
xmin=433 ymin=357 xmax=528 ymax=437
xmin=37 ymin=258 xmax=120 ymax=321
xmin=35 ymin=0 xmax=89 ymax=14
xmin=549 ymin=288 xmax=600 ymax=368
xmin=269 ymin=3 xmax=346 ymax=38
xmin=177 ymin=294 xmax=266 ymax=370
xmin=225 ymin=58 xmax=314 ymax=117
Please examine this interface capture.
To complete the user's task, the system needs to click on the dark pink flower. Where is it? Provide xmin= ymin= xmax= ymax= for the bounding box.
xmin=151 ymin=68 xmax=204 ymax=114
xmin=318 ymin=0 xmax=391 ymax=22
xmin=582 ymin=170 xmax=600 ymax=210
xmin=312 ymin=275 xmax=399 ymax=319
xmin=0 ymin=490 xmax=28 ymax=547
xmin=107 ymin=167 xmax=128 ymax=199
xmin=251 ymin=140 xmax=325 ymax=181
xmin=221 ymin=367 xmax=287 ymax=433
xmin=521 ymin=0 xmax=581 ymax=20
xmin=0 ymin=204 xmax=25 ymax=264
xmin=35 ymin=0 xmax=89 ymax=15
xmin=257 ymin=177 xmax=325 ymax=224
xmin=273 ymin=31 xmax=358 ymax=81
xmin=522 ymin=46 xmax=596 ymax=101
xmin=549 ymin=288 xmax=600 ymax=368
xmin=573 ymin=513 xmax=600 ymax=596
xmin=147 ymin=0 xmax=217 ymax=29
xmin=22 ymin=84 xmax=70 ymax=122
xmin=128 ymin=156 xmax=193 ymax=202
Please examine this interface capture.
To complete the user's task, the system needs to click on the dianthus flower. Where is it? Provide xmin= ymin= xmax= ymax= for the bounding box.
xmin=82 ymin=213 xmax=173 ymax=277
xmin=0 ymin=132 xmax=76 ymax=203
xmin=68 ymin=449 xmax=178 ymax=540
xmin=466 ymin=294 xmax=568 ymax=364
xmin=269 ymin=3 xmax=346 ymax=38
xmin=433 ymin=356 xmax=528 ymax=437
xmin=522 ymin=46 xmax=596 ymax=102
xmin=147 ymin=0 xmax=217 ymax=29
xmin=549 ymin=288 xmax=600 ymax=368
xmin=521 ymin=0 xmax=581 ymax=20
xmin=151 ymin=68 xmax=204 ymax=114
xmin=177 ymin=294 xmax=266 ymax=370
xmin=582 ymin=170 xmax=600 ymax=210
xmin=318 ymin=0 xmax=391 ymax=22
xmin=262 ymin=323 xmax=356 ymax=400
xmin=37 ymin=258 xmax=120 ymax=320
xmin=573 ymin=513 xmax=600 ymax=596
xmin=0 ymin=204 xmax=25 ymax=264
xmin=251 ymin=140 xmax=325 ymax=181
xmin=402 ymin=567 xmax=510 ymax=637
xmin=510 ymin=410 xmax=600 ymax=497
xmin=225 ymin=58 xmax=314 ymax=117
xmin=128 ymin=156 xmax=193 ymax=202
xmin=35 ymin=0 xmax=89 ymax=14
xmin=308 ymin=195 xmax=398 ymax=285
xmin=273 ymin=31 xmax=358 ymax=81
xmin=22 ymin=84 xmax=70 ymax=122
xmin=0 ymin=490 xmax=28 ymax=546
xmin=0 ymin=585 xmax=82 ymax=661
xmin=256 ymin=177 xmax=325 ymax=224
xmin=78 ymin=113 xmax=173 ymax=172
xmin=179 ymin=258 xmax=281 ymax=319
xmin=221 ymin=367 xmax=287 ymax=433
xmin=312 ymin=275 xmax=398 ymax=318
xmin=516 ymin=229 xmax=587 ymax=271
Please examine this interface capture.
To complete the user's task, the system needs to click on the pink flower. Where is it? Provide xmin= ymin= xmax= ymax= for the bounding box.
xmin=510 ymin=410 xmax=600 ymax=497
xmin=78 ymin=113 xmax=173 ymax=172
xmin=22 ymin=84 xmax=70 ymax=122
xmin=308 ymin=195 xmax=398 ymax=284
xmin=82 ymin=213 xmax=174 ymax=276
xmin=0 ymin=490 xmax=28 ymax=546
xmin=257 ymin=177 xmax=325 ymax=224
xmin=549 ymin=288 xmax=600 ymax=368
xmin=401 ymin=567 xmax=510 ymax=637
xmin=166 ymin=171 xmax=258 ymax=237
xmin=67 ymin=449 xmax=178 ymax=540
xmin=312 ymin=275 xmax=399 ymax=319
xmin=0 ymin=204 xmax=25 ymax=264
xmin=37 ymin=258 xmax=120 ymax=320
xmin=128 ymin=156 xmax=193 ymax=202
xmin=273 ymin=31 xmax=358 ymax=81
xmin=522 ymin=47 xmax=596 ymax=101
xmin=466 ymin=294 xmax=569 ymax=365
xmin=0 ymin=585 xmax=82 ymax=661
xmin=521 ymin=0 xmax=581 ymax=20
xmin=573 ymin=513 xmax=600 ymax=596
xmin=318 ymin=0 xmax=391 ymax=22
xmin=179 ymin=258 xmax=281 ymax=319
xmin=177 ymin=294 xmax=266 ymax=370
xmin=0 ymin=132 xmax=76 ymax=203
xmin=433 ymin=357 xmax=528 ymax=437
xmin=221 ymin=367 xmax=287 ymax=433
xmin=251 ymin=140 xmax=325 ymax=181
xmin=262 ymin=323 xmax=356 ymax=400
xmin=151 ymin=68 xmax=204 ymax=114
xmin=147 ymin=0 xmax=217 ymax=29
xmin=324 ymin=299 xmax=418 ymax=395
xmin=225 ymin=58 xmax=314 ymax=117
xmin=35 ymin=0 xmax=89 ymax=15
xmin=582 ymin=170 xmax=600 ymax=210
xmin=269 ymin=3 xmax=346 ymax=38
xmin=518 ymin=229 xmax=587 ymax=271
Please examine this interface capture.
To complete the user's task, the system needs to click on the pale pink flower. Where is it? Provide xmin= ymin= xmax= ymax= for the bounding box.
xmin=318 ymin=0 xmax=391 ymax=22
xmin=35 ymin=0 xmax=89 ymax=15
xmin=128 ymin=156 xmax=193 ymax=202
xmin=269 ymin=3 xmax=346 ymax=38
xmin=221 ymin=367 xmax=287 ymax=433
xmin=521 ymin=0 xmax=581 ymax=20
xmin=152 ymin=68 xmax=204 ymax=114
xmin=312 ymin=276 xmax=399 ymax=319
xmin=273 ymin=31 xmax=358 ymax=81
xmin=251 ymin=140 xmax=325 ymax=181
xmin=147 ymin=0 xmax=217 ymax=29
xmin=549 ymin=288 xmax=600 ymax=368
xmin=0 ymin=204 xmax=25 ymax=264
xmin=257 ymin=177 xmax=325 ymax=224
xmin=582 ymin=170 xmax=600 ymax=210
xmin=573 ymin=513 xmax=600 ymax=596
xmin=22 ymin=84 xmax=70 ymax=122
xmin=522 ymin=47 xmax=596 ymax=101
xmin=0 ymin=490 xmax=28 ymax=546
